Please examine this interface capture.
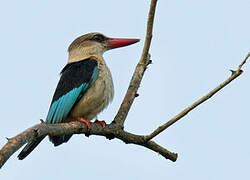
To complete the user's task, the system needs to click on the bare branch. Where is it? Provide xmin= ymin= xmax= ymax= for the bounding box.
xmin=238 ymin=52 xmax=250 ymax=70
xmin=113 ymin=0 xmax=158 ymax=127
xmin=145 ymin=52 xmax=250 ymax=141
xmin=0 ymin=121 xmax=177 ymax=168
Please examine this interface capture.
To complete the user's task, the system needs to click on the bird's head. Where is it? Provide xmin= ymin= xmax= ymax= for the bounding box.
xmin=68 ymin=32 xmax=140 ymax=63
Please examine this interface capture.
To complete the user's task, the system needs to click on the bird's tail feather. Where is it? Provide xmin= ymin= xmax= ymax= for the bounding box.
xmin=18 ymin=134 xmax=72 ymax=160
xmin=18 ymin=135 xmax=46 ymax=160
xmin=49 ymin=134 xmax=73 ymax=146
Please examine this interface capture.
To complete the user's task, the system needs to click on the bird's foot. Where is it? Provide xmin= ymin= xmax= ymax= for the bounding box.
xmin=94 ymin=119 xmax=106 ymax=127
xmin=74 ymin=117 xmax=91 ymax=129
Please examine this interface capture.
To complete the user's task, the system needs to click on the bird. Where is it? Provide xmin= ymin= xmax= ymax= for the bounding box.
xmin=18 ymin=32 xmax=140 ymax=160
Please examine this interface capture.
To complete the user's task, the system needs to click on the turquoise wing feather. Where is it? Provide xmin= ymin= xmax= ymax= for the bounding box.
xmin=46 ymin=59 xmax=99 ymax=124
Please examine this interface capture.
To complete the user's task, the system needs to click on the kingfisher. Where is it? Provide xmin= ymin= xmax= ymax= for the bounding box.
xmin=18 ymin=32 xmax=140 ymax=160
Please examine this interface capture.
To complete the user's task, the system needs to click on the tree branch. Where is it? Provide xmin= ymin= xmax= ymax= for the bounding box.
xmin=145 ymin=52 xmax=250 ymax=141
xmin=113 ymin=0 xmax=158 ymax=127
xmin=0 ymin=121 xmax=177 ymax=168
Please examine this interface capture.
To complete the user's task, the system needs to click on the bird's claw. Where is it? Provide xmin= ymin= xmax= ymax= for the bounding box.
xmin=74 ymin=117 xmax=91 ymax=130
xmin=94 ymin=119 xmax=106 ymax=127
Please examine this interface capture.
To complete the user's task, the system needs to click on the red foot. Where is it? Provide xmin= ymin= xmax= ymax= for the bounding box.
xmin=74 ymin=117 xmax=91 ymax=129
xmin=94 ymin=119 xmax=106 ymax=127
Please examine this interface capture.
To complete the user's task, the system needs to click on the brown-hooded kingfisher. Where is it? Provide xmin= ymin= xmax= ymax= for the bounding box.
xmin=18 ymin=32 xmax=140 ymax=160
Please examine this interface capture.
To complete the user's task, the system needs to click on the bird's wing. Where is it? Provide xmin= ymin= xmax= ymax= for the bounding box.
xmin=46 ymin=58 xmax=99 ymax=124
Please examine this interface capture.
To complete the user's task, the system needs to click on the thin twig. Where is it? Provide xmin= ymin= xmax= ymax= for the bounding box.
xmin=238 ymin=52 xmax=250 ymax=70
xmin=145 ymin=52 xmax=250 ymax=141
xmin=113 ymin=0 xmax=158 ymax=127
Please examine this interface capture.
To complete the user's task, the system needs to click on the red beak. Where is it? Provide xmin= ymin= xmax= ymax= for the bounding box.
xmin=108 ymin=38 xmax=140 ymax=49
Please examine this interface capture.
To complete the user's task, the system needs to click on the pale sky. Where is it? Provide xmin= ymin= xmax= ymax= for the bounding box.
xmin=0 ymin=0 xmax=250 ymax=179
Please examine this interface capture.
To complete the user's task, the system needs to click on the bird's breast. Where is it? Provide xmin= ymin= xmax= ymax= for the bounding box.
xmin=70 ymin=64 xmax=114 ymax=120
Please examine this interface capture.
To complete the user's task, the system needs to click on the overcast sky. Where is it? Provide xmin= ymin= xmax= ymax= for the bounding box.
xmin=0 ymin=0 xmax=250 ymax=179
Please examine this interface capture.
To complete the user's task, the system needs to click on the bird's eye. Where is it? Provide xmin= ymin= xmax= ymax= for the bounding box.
xmin=92 ymin=34 xmax=105 ymax=42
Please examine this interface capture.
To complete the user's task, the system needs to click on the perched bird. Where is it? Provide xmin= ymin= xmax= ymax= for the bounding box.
xmin=18 ymin=32 xmax=140 ymax=160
